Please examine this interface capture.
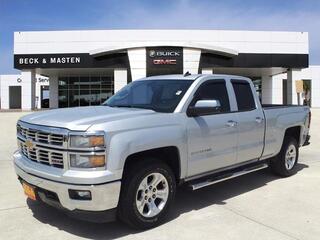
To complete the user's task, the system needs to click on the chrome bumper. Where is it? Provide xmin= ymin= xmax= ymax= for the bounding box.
xmin=14 ymin=153 xmax=121 ymax=212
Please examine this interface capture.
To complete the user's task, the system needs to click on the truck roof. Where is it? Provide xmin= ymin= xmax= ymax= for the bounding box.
xmin=138 ymin=74 xmax=249 ymax=81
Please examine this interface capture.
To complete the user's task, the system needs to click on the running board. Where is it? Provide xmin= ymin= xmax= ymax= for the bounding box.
xmin=189 ymin=163 xmax=268 ymax=190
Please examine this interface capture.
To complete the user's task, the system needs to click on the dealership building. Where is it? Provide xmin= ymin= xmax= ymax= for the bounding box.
xmin=0 ymin=29 xmax=319 ymax=110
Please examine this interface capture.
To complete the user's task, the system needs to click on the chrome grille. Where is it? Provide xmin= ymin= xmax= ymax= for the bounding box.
xmin=17 ymin=124 xmax=65 ymax=146
xmin=20 ymin=141 xmax=64 ymax=168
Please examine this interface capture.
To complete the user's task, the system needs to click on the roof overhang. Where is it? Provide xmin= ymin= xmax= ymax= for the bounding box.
xmin=89 ymin=42 xmax=238 ymax=58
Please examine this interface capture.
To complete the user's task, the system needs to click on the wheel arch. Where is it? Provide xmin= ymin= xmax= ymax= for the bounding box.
xmin=284 ymin=125 xmax=301 ymax=145
xmin=122 ymin=146 xmax=182 ymax=183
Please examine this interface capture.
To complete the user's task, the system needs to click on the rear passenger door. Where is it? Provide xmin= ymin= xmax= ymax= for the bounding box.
xmin=231 ymin=80 xmax=265 ymax=163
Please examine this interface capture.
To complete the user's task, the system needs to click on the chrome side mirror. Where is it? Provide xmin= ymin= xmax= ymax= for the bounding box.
xmin=187 ymin=99 xmax=221 ymax=117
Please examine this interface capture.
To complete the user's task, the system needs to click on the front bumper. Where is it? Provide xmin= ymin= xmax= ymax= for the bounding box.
xmin=14 ymin=152 xmax=121 ymax=217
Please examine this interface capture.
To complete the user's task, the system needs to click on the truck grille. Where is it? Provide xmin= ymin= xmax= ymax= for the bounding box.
xmin=17 ymin=122 xmax=69 ymax=169
xmin=17 ymin=124 xmax=65 ymax=146
xmin=19 ymin=141 xmax=64 ymax=168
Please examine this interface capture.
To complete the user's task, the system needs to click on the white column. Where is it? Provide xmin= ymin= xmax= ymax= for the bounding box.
xmin=114 ymin=69 xmax=128 ymax=93
xmin=271 ymin=74 xmax=284 ymax=104
xmin=183 ymin=48 xmax=201 ymax=74
xmin=128 ymin=48 xmax=146 ymax=81
xmin=261 ymin=74 xmax=284 ymax=104
xmin=21 ymin=70 xmax=36 ymax=110
xmin=49 ymin=76 xmax=59 ymax=109
xmin=261 ymin=75 xmax=273 ymax=104
xmin=287 ymin=69 xmax=301 ymax=104
xmin=0 ymin=75 xmax=8 ymax=109
xmin=201 ymin=68 xmax=213 ymax=74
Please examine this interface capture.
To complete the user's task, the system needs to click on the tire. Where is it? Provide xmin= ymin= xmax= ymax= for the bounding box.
xmin=118 ymin=158 xmax=176 ymax=229
xmin=270 ymin=136 xmax=299 ymax=177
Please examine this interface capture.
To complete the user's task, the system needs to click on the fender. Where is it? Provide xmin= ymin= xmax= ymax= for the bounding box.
xmin=106 ymin=124 xmax=188 ymax=179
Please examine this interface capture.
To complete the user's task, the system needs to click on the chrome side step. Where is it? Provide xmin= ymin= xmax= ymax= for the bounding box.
xmin=189 ymin=163 xmax=268 ymax=190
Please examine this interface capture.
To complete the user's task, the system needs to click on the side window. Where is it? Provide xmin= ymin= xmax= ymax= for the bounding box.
xmin=193 ymin=80 xmax=230 ymax=113
xmin=232 ymin=80 xmax=256 ymax=111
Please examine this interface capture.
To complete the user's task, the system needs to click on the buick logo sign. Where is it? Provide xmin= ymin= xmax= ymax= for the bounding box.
xmin=149 ymin=50 xmax=180 ymax=58
xmin=149 ymin=50 xmax=156 ymax=58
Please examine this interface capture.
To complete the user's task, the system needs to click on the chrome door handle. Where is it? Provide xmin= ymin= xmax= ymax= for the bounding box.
xmin=255 ymin=117 xmax=263 ymax=123
xmin=226 ymin=120 xmax=238 ymax=127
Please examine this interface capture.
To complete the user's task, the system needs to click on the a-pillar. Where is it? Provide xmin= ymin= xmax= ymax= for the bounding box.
xmin=21 ymin=70 xmax=36 ymax=110
xmin=287 ymin=69 xmax=301 ymax=105
xmin=114 ymin=69 xmax=128 ymax=93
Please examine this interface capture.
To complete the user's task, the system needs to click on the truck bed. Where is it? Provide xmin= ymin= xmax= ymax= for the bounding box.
xmin=261 ymin=104 xmax=309 ymax=159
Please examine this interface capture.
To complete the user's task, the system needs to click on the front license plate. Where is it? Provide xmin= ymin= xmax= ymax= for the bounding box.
xmin=22 ymin=182 xmax=36 ymax=201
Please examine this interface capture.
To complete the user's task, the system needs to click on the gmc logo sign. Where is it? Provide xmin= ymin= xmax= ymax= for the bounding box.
xmin=153 ymin=59 xmax=177 ymax=65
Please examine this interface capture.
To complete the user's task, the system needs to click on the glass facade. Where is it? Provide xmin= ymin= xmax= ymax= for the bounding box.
xmin=58 ymin=74 xmax=114 ymax=108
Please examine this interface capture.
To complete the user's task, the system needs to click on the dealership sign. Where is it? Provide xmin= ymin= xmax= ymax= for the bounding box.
xmin=14 ymin=53 xmax=129 ymax=69
xmin=146 ymin=47 xmax=183 ymax=76
xmin=14 ymin=54 xmax=85 ymax=68
xmin=18 ymin=56 xmax=81 ymax=65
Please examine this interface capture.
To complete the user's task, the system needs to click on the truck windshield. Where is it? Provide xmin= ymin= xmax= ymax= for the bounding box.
xmin=103 ymin=80 xmax=193 ymax=113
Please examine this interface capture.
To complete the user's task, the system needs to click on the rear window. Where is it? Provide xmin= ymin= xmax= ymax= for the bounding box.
xmin=232 ymin=80 xmax=256 ymax=111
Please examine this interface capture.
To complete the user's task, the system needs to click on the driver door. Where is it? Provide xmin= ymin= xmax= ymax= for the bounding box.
xmin=186 ymin=80 xmax=238 ymax=177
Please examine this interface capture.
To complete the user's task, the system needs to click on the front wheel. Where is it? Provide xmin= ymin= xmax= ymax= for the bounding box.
xmin=118 ymin=159 xmax=176 ymax=229
xmin=270 ymin=137 xmax=299 ymax=177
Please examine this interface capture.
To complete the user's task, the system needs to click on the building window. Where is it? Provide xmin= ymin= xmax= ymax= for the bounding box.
xmin=58 ymin=74 xmax=114 ymax=108
xmin=252 ymin=78 xmax=262 ymax=102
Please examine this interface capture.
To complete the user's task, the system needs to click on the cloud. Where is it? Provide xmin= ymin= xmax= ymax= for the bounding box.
xmin=97 ymin=0 xmax=320 ymax=63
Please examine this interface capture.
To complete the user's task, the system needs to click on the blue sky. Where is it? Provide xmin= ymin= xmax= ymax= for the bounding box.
xmin=1 ymin=0 xmax=320 ymax=74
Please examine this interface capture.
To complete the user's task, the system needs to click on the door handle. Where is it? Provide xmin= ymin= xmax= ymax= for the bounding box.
xmin=226 ymin=120 xmax=238 ymax=127
xmin=255 ymin=117 xmax=264 ymax=123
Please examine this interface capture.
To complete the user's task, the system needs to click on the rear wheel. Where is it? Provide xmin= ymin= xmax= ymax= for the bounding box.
xmin=118 ymin=159 xmax=176 ymax=229
xmin=270 ymin=136 xmax=299 ymax=177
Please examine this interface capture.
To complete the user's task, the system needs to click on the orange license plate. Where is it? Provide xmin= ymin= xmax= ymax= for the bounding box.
xmin=22 ymin=182 xmax=36 ymax=201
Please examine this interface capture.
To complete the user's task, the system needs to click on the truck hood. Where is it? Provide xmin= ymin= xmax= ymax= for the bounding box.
xmin=19 ymin=106 xmax=156 ymax=131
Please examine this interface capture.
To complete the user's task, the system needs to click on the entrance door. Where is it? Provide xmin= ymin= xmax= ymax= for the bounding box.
xmin=41 ymin=86 xmax=50 ymax=108
xmin=9 ymin=86 xmax=21 ymax=109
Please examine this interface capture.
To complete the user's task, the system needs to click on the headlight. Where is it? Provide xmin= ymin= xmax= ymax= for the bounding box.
xmin=70 ymin=154 xmax=106 ymax=168
xmin=70 ymin=134 xmax=105 ymax=148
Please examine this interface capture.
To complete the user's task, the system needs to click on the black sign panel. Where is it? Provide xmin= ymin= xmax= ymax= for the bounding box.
xmin=14 ymin=53 xmax=129 ymax=69
xmin=146 ymin=47 xmax=183 ymax=77
xmin=199 ymin=53 xmax=309 ymax=69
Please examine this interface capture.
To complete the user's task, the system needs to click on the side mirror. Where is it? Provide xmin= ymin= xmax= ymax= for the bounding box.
xmin=187 ymin=99 xmax=221 ymax=117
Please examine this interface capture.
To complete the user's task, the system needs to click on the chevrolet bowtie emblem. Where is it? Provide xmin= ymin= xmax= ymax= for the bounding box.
xmin=25 ymin=139 xmax=34 ymax=150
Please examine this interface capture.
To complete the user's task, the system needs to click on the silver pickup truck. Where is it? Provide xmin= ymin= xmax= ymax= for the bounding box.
xmin=14 ymin=74 xmax=311 ymax=229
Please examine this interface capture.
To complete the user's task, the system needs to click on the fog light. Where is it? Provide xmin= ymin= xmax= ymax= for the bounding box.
xmin=69 ymin=189 xmax=92 ymax=200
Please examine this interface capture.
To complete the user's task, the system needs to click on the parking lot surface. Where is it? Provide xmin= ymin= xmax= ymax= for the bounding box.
xmin=0 ymin=110 xmax=319 ymax=240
